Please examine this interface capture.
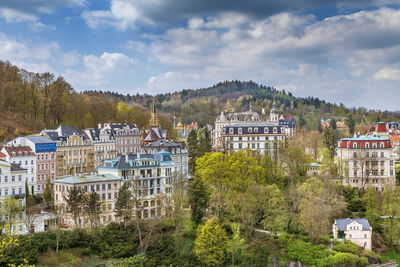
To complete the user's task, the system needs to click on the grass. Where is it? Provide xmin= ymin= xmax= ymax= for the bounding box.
xmin=381 ymin=250 xmax=400 ymax=264
xmin=37 ymin=248 xmax=112 ymax=267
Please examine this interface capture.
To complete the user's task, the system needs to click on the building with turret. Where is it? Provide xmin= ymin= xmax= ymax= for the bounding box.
xmin=213 ymin=102 xmax=295 ymax=151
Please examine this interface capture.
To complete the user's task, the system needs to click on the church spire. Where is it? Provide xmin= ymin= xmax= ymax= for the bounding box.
xmin=149 ymin=99 xmax=160 ymax=127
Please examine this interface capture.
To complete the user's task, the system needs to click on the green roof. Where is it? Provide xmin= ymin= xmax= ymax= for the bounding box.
xmin=54 ymin=174 xmax=120 ymax=184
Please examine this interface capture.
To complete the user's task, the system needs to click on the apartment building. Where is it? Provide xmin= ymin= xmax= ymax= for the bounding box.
xmin=7 ymin=136 xmax=56 ymax=194
xmin=84 ymin=127 xmax=117 ymax=168
xmin=222 ymin=124 xmax=286 ymax=156
xmin=54 ymin=174 xmax=121 ymax=228
xmin=98 ymin=151 xmax=181 ymax=219
xmin=337 ymin=134 xmax=396 ymax=191
xmin=42 ymin=125 xmax=94 ymax=178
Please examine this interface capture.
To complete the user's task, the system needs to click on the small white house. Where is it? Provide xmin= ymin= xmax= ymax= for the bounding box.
xmin=333 ymin=218 xmax=372 ymax=250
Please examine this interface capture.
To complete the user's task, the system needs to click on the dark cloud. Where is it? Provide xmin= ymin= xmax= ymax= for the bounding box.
xmin=133 ymin=0 xmax=400 ymax=23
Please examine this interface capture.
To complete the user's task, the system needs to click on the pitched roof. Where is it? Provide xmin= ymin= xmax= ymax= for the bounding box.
xmin=1 ymin=146 xmax=34 ymax=156
xmin=335 ymin=218 xmax=371 ymax=231
xmin=375 ymin=122 xmax=387 ymax=133
xmin=10 ymin=163 xmax=27 ymax=172
xmin=54 ymin=174 xmax=120 ymax=184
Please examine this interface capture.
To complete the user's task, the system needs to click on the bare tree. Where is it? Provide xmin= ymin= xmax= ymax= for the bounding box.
xmin=354 ymin=150 xmax=372 ymax=190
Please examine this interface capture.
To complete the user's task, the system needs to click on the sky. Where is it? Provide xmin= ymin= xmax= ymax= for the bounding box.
xmin=1 ymin=1 xmax=400 ymax=110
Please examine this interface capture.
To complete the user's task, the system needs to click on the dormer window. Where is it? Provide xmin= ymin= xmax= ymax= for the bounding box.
xmin=380 ymin=142 xmax=384 ymax=148
xmin=372 ymin=142 xmax=377 ymax=148
xmin=229 ymin=128 xmax=234 ymax=134
xmin=254 ymin=128 xmax=258 ymax=133
xmin=238 ymin=128 xmax=242 ymax=134
xmin=273 ymin=127 xmax=277 ymax=134
xmin=365 ymin=142 xmax=369 ymax=148
xmin=353 ymin=143 xmax=358 ymax=148
xmin=264 ymin=127 xmax=269 ymax=134
xmin=248 ymin=128 xmax=252 ymax=133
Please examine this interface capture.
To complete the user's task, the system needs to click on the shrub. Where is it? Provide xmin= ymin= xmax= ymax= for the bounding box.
xmin=332 ymin=240 xmax=360 ymax=255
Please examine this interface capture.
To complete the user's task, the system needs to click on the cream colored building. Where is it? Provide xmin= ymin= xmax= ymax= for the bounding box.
xmin=54 ymin=174 xmax=121 ymax=228
xmin=84 ymin=127 xmax=117 ymax=168
xmin=333 ymin=218 xmax=372 ymax=250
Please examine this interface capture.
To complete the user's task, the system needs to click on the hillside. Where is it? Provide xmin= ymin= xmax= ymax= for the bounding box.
xmin=1 ymin=60 xmax=400 ymax=142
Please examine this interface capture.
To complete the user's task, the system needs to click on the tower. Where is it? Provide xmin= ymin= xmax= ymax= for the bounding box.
xmin=270 ymin=101 xmax=279 ymax=122
xmin=149 ymin=99 xmax=160 ymax=127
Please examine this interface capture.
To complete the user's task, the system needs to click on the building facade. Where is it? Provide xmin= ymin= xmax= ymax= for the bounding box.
xmin=337 ymin=135 xmax=396 ymax=191
xmin=98 ymin=151 xmax=181 ymax=219
xmin=54 ymin=174 xmax=121 ymax=228
xmin=141 ymin=140 xmax=189 ymax=179
xmin=222 ymin=124 xmax=286 ymax=156
xmin=213 ymin=103 xmax=295 ymax=151
xmin=333 ymin=218 xmax=372 ymax=250
xmin=42 ymin=126 xmax=95 ymax=179
xmin=84 ymin=127 xmax=117 ymax=168
xmin=1 ymin=146 xmax=36 ymax=195
xmin=107 ymin=124 xmax=141 ymax=155
xmin=7 ymin=136 xmax=56 ymax=194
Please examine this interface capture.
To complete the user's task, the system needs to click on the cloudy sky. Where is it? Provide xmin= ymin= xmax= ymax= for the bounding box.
xmin=1 ymin=1 xmax=400 ymax=110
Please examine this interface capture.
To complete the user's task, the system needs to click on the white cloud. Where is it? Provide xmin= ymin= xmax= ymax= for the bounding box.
xmin=0 ymin=8 xmax=37 ymax=22
xmin=373 ymin=68 xmax=400 ymax=81
xmin=82 ymin=0 xmax=140 ymax=30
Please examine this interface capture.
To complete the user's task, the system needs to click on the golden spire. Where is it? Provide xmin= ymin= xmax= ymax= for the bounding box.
xmin=149 ymin=99 xmax=160 ymax=127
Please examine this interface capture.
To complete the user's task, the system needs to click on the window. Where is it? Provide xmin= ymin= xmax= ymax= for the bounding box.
xmin=353 ymin=161 xmax=357 ymax=167
xmin=264 ymin=127 xmax=269 ymax=134
xmin=390 ymin=170 xmax=394 ymax=176
xmin=254 ymin=127 xmax=258 ymax=133
xmin=353 ymin=152 xmax=357 ymax=158
xmin=273 ymin=127 xmax=277 ymax=133
xmin=380 ymin=142 xmax=384 ymax=148
xmin=248 ymin=127 xmax=252 ymax=133
xmin=381 ymin=152 xmax=385 ymax=157
xmin=353 ymin=170 xmax=357 ymax=176
xmin=353 ymin=143 xmax=358 ymax=148
xmin=229 ymin=128 xmax=234 ymax=134
xmin=390 ymin=160 xmax=394 ymax=166
xmin=238 ymin=128 xmax=242 ymax=134
xmin=365 ymin=142 xmax=370 ymax=148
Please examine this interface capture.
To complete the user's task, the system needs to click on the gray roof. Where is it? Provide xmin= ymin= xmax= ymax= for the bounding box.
xmin=25 ymin=136 xmax=55 ymax=144
xmin=54 ymin=174 xmax=120 ymax=184
xmin=335 ymin=218 xmax=371 ymax=231
xmin=10 ymin=163 xmax=27 ymax=172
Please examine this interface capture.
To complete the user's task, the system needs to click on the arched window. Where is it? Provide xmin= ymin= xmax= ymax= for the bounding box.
xmin=380 ymin=142 xmax=384 ymax=148
xmin=365 ymin=142 xmax=369 ymax=148
xmin=353 ymin=142 xmax=358 ymax=148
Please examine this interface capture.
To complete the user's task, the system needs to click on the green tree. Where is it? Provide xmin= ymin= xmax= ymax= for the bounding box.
xmin=64 ymin=186 xmax=84 ymax=229
xmin=261 ymin=184 xmax=288 ymax=235
xmin=187 ymin=129 xmax=199 ymax=174
xmin=361 ymin=188 xmax=381 ymax=231
xmin=322 ymin=127 xmax=337 ymax=159
xmin=382 ymin=187 xmax=400 ymax=247
xmin=0 ymin=196 xmax=24 ymax=232
xmin=43 ymin=177 xmax=53 ymax=208
xmin=282 ymin=146 xmax=311 ymax=185
xmin=226 ymin=223 xmax=247 ymax=266
xmin=198 ymin=128 xmax=212 ymax=157
xmin=188 ymin=176 xmax=210 ymax=225
xmin=346 ymin=114 xmax=356 ymax=135
xmin=194 ymin=217 xmax=228 ymax=266
xmin=84 ymin=191 xmax=100 ymax=228
xmin=114 ymin=183 xmax=132 ymax=229
xmin=331 ymin=118 xmax=337 ymax=129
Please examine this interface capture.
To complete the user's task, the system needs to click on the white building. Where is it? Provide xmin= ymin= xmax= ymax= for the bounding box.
xmin=7 ymin=136 xmax=57 ymax=194
xmin=336 ymin=133 xmax=396 ymax=191
xmin=333 ymin=218 xmax=372 ymax=250
xmin=98 ymin=151 xmax=185 ymax=219
xmin=222 ymin=124 xmax=286 ymax=156
xmin=1 ymin=146 xmax=36 ymax=195
xmin=213 ymin=103 xmax=295 ymax=151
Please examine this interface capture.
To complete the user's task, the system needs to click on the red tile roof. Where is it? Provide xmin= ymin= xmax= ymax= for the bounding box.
xmin=375 ymin=122 xmax=387 ymax=133
xmin=1 ymin=146 xmax=34 ymax=156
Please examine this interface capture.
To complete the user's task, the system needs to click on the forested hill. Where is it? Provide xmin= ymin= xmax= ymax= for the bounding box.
xmin=1 ymin=60 xmax=400 ymax=141
xmin=86 ymin=80 xmax=400 ymax=128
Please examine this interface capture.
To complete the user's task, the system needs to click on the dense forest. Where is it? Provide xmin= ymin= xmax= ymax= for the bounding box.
xmin=1 ymin=59 xmax=400 ymax=142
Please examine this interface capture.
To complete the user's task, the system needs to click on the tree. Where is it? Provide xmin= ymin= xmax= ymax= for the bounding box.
xmin=382 ymin=187 xmax=400 ymax=247
xmin=226 ymin=223 xmax=247 ymax=266
xmin=362 ymin=187 xmax=381 ymax=231
xmin=261 ymin=184 xmax=288 ymax=235
xmin=43 ymin=177 xmax=53 ymax=208
xmin=64 ymin=186 xmax=84 ymax=229
xmin=188 ymin=176 xmax=210 ymax=225
xmin=322 ymin=127 xmax=337 ymax=159
xmin=346 ymin=114 xmax=356 ymax=135
xmin=194 ymin=217 xmax=228 ymax=266
xmin=24 ymin=181 xmax=39 ymax=235
xmin=331 ymin=118 xmax=337 ymax=130
xmin=0 ymin=196 xmax=24 ymax=232
xmin=84 ymin=191 xmax=100 ymax=228
xmin=198 ymin=128 xmax=212 ymax=157
xmin=282 ymin=146 xmax=311 ymax=185
xmin=297 ymin=177 xmax=346 ymax=243
xmin=353 ymin=150 xmax=372 ymax=190
xmin=187 ymin=129 xmax=199 ymax=174
xmin=114 ymin=183 xmax=132 ymax=229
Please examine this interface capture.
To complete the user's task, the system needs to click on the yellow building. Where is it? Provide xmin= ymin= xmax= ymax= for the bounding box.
xmin=42 ymin=126 xmax=95 ymax=178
